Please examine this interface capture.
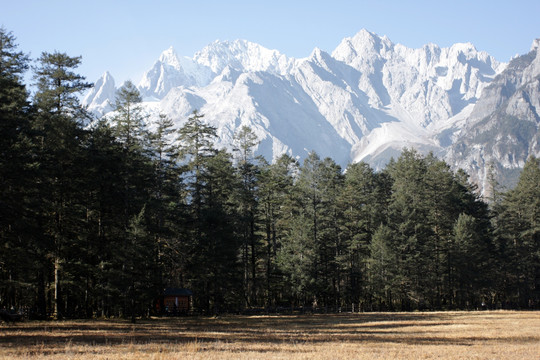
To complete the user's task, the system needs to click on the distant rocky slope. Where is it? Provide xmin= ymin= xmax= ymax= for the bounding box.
xmin=446 ymin=39 xmax=540 ymax=190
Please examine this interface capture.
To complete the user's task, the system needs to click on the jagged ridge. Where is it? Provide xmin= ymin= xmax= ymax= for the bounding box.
xmin=83 ymin=30 xmax=540 ymax=192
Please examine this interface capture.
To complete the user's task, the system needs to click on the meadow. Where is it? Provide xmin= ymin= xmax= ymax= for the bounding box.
xmin=1 ymin=311 xmax=539 ymax=359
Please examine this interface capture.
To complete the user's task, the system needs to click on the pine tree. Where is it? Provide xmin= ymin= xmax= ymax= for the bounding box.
xmin=233 ymin=125 xmax=261 ymax=306
xmin=450 ymin=213 xmax=491 ymax=308
xmin=449 ymin=169 xmax=493 ymax=308
xmin=386 ymin=149 xmax=431 ymax=309
xmin=177 ymin=111 xmax=242 ymax=312
xmin=386 ymin=150 xmax=492 ymax=309
xmin=109 ymin=81 xmax=153 ymax=221
xmin=80 ymin=120 xmax=126 ymax=317
xmin=32 ymin=51 xmax=92 ymax=319
xmin=366 ymin=225 xmax=399 ymax=310
xmin=201 ymin=150 xmax=242 ymax=312
xmin=422 ymin=155 xmax=462 ymax=307
xmin=278 ymin=152 xmax=343 ymax=308
xmin=124 ymin=207 xmax=154 ymax=322
xmin=147 ymin=113 xmax=182 ymax=299
xmin=496 ymin=156 xmax=540 ymax=308
xmin=111 ymin=80 xmax=147 ymax=151
xmin=258 ymin=154 xmax=298 ymax=307
xmin=338 ymin=162 xmax=391 ymax=309
xmin=177 ymin=110 xmax=217 ymax=218
xmin=315 ymin=157 xmax=344 ymax=308
xmin=33 ymin=52 xmax=91 ymax=119
xmin=108 ymin=82 xmax=157 ymax=318
xmin=0 ymin=28 xmax=34 ymax=312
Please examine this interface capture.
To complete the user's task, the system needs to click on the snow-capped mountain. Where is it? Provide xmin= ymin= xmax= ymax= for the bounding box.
xmin=85 ymin=29 xmax=534 ymax=190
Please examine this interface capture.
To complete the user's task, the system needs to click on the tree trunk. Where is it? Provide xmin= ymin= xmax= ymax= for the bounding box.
xmin=54 ymin=256 xmax=61 ymax=319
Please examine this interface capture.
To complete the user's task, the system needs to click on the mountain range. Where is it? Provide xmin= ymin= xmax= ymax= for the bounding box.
xmin=83 ymin=29 xmax=540 ymax=192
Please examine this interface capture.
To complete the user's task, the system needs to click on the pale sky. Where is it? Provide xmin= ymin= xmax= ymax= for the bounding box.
xmin=2 ymin=0 xmax=540 ymax=86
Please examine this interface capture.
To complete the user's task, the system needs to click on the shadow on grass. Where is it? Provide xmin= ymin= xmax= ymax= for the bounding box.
xmin=1 ymin=312 xmax=538 ymax=351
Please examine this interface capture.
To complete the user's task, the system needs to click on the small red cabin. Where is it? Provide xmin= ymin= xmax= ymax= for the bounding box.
xmin=159 ymin=288 xmax=193 ymax=315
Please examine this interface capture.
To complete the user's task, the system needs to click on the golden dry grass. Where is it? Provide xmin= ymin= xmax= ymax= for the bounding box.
xmin=0 ymin=311 xmax=539 ymax=359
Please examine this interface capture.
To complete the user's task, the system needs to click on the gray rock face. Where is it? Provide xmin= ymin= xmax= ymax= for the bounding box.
xmin=446 ymin=39 xmax=540 ymax=192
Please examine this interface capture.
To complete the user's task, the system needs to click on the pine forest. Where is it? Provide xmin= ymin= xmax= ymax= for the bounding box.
xmin=1 ymin=28 xmax=539 ymax=320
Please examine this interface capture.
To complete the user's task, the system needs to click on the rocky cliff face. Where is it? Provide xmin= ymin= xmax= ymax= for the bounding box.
xmin=446 ymin=39 xmax=540 ymax=191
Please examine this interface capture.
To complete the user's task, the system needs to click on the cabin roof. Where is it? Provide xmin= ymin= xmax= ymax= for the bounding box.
xmin=163 ymin=288 xmax=193 ymax=296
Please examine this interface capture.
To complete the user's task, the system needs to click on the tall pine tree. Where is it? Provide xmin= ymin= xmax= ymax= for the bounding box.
xmin=233 ymin=126 xmax=261 ymax=307
xmin=496 ymin=156 xmax=540 ymax=308
xmin=32 ymin=51 xmax=92 ymax=318
xmin=0 ymin=27 xmax=34 ymax=312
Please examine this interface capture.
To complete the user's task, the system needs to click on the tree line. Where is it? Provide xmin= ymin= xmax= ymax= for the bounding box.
xmin=1 ymin=28 xmax=539 ymax=319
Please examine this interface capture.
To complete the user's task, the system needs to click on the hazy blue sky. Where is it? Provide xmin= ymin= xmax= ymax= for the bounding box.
xmin=2 ymin=0 xmax=540 ymax=85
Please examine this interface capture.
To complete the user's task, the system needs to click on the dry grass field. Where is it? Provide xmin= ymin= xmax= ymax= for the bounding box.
xmin=1 ymin=311 xmax=539 ymax=359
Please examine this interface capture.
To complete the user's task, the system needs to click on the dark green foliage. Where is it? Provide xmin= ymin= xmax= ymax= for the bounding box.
xmin=233 ymin=126 xmax=261 ymax=307
xmin=277 ymin=152 xmax=344 ymax=307
xmin=494 ymin=156 xmax=540 ymax=308
xmin=257 ymin=154 xmax=298 ymax=307
xmin=33 ymin=51 xmax=91 ymax=119
xmin=339 ymin=162 xmax=391 ymax=309
xmin=31 ymin=50 xmax=93 ymax=319
xmin=384 ymin=150 xmax=493 ymax=310
xmin=450 ymin=213 xmax=491 ymax=308
xmin=111 ymin=80 xmax=147 ymax=151
xmin=0 ymin=27 xmax=34 ymax=313
xmin=176 ymin=112 xmax=241 ymax=313
xmin=366 ymin=225 xmax=399 ymax=310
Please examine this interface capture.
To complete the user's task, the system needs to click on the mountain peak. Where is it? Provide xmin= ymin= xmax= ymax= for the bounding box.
xmin=92 ymin=71 xmax=115 ymax=90
xmin=354 ymin=28 xmax=377 ymax=40
xmin=83 ymin=71 xmax=116 ymax=117
xmin=99 ymin=71 xmax=114 ymax=82
xmin=163 ymin=45 xmax=175 ymax=53
xmin=531 ymin=38 xmax=540 ymax=52
xmin=448 ymin=42 xmax=478 ymax=55
xmin=194 ymin=38 xmax=293 ymax=75
xmin=158 ymin=46 xmax=181 ymax=69
xmin=350 ymin=29 xmax=389 ymax=48
xmin=310 ymin=47 xmax=323 ymax=57
xmin=332 ymin=28 xmax=392 ymax=64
